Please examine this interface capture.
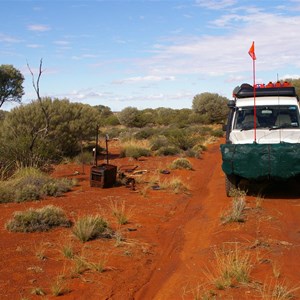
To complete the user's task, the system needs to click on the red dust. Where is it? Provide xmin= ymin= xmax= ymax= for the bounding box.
xmin=1 ymin=140 xmax=300 ymax=299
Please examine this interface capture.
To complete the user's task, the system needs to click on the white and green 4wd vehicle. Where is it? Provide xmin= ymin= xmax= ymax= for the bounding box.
xmin=220 ymin=82 xmax=300 ymax=196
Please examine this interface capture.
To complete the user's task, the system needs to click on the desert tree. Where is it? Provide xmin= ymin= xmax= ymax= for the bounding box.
xmin=117 ymin=107 xmax=141 ymax=127
xmin=0 ymin=64 xmax=24 ymax=108
xmin=192 ymin=92 xmax=229 ymax=124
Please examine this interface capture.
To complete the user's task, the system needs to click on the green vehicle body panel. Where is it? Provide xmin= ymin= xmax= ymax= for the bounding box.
xmin=220 ymin=143 xmax=300 ymax=180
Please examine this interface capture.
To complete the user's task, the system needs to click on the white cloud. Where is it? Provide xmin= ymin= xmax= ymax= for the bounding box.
xmin=27 ymin=24 xmax=51 ymax=32
xmin=195 ymin=0 xmax=237 ymax=10
xmin=54 ymin=40 xmax=70 ymax=46
xmin=281 ymin=74 xmax=300 ymax=80
xmin=113 ymin=75 xmax=175 ymax=84
xmin=26 ymin=44 xmax=43 ymax=48
xmin=71 ymin=54 xmax=98 ymax=60
xmin=68 ymin=89 xmax=105 ymax=100
xmin=0 ymin=33 xmax=21 ymax=43
xmin=134 ymin=9 xmax=300 ymax=80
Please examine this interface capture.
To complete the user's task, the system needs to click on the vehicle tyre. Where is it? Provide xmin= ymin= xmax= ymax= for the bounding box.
xmin=225 ymin=174 xmax=237 ymax=197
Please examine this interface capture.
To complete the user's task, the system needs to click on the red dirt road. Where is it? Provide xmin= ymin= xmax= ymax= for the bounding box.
xmin=1 ymin=140 xmax=300 ymax=299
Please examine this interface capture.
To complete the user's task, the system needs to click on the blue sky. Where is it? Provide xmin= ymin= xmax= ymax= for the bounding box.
xmin=1 ymin=0 xmax=300 ymax=111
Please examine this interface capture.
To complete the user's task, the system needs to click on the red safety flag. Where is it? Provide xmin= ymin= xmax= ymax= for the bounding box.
xmin=248 ymin=41 xmax=256 ymax=60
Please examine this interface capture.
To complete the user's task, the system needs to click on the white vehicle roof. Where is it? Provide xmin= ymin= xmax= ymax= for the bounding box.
xmin=235 ymin=96 xmax=298 ymax=107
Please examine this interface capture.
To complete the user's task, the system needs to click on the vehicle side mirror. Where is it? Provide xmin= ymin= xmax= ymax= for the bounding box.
xmin=227 ymin=100 xmax=235 ymax=108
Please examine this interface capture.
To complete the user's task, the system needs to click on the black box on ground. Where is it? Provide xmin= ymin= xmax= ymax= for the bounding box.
xmin=90 ymin=164 xmax=117 ymax=188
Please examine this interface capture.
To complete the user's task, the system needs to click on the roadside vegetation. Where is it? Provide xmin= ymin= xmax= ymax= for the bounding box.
xmin=3 ymin=65 xmax=300 ymax=300
xmin=0 ymin=66 xmax=231 ymax=179
xmin=72 ymin=215 xmax=110 ymax=243
xmin=0 ymin=167 xmax=76 ymax=203
xmin=5 ymin=205 xmax=71 ymax=232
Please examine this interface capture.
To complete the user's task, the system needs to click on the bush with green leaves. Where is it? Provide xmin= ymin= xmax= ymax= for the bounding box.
xmin=165 ymin=128 xmax=196 ymax=151
xmin=119 ymin=145 xmax=151 ymax=160
xmin=192 ymin=92 xmax=229 ymax=124
xmin=0 ymin=167 xmax=75 ymax=203
xmin=72 ymin=215 xmax=110 ymax=242
xmin=156 ymin=146 xmax=181 ymax=156
xmin=74 ymin=151 xmax=94 ymax=165
xmin=6 ymin=205 xmax=71 ymax=232
xmin=0 ymin=98 xmax=100 ymax=173
xmin=134 ymin=127 xmax=156 ymax=140
xmin=212 ymin=128 xmax=224 ymax=137
xmin=150 ymin=135 xmax=170 ymax=151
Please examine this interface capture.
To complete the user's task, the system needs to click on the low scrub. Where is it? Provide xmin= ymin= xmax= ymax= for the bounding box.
xmin=156 ymin=146 xmax=180 ymax=156
xmin=119 ymin=143 xmax=151 ymax=160
xmin=6 ymin=205 xmax=71 ymax=232
xmin=160 ymin=177 xmax=189 ymax=194
xmin=72 ymin=215 xmax=110 ymax=242
xmin=74 ymin=151 xmax=94 ymax=165
xmin=164 ymin=128 xmax=196 ymax=151
xmin=0 ymin=167 xmax=75 ymax=203
xmin=169 ymin=158 xmax=193 ymax=170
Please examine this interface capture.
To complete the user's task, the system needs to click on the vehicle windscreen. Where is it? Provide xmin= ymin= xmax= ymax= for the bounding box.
xmin=234 ymin=105 xmax=300 ymax=130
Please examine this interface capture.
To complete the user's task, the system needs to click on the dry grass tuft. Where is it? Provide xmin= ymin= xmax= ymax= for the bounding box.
xmin=221 ymin=189 xmax=246 ymax=224
xmin=160 ymin=177 xmax=189 ymax=194
xmin=260 ymin=279 xmax=300 ymax=299
xmin=110 ymin=200 xmax=133 ymax=225
xmin=205 ymin=243 xmax=252 ymax=290
xmin=72 ymin=215 xmax=110 ymax=242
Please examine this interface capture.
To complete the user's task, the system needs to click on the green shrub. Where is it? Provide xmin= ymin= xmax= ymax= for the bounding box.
xmin=120 ymin=145 xmax=151 ymax=160
xmin=165 ymin=128 xmax=196 ymax=150
xmin=15 ymin=184 xmax=40 ymax=202
xmin=185 ymin=143 xmax=207 ymax=158
xmin=6 ymin=205 xmax=71 ymax=232
xmin=184 ymin=148 xmax=200 ymax=158
xmin=196 ymin=125 xmax=213 ymax=135
xmin=156 ymin=146 xmax=180 ymax=156
xmin=134 ymin=128 xmax=156 ymax=140
xmin=212 ymin=129 xmax=224 ymax=137
xmin=74 ymin=151 xmax=94 ymax=165
xmin=105 ymin=126 xmax=127 ymax=139
xmin=72 ymin=215 xmax=110 ymax=242
xmin=150 ymin=135 xmax=169 ymax=151
xmin=0 ymin=183 xmax=14 ymax=203
xmin=0 ymin=167 xmax=75 ymax=202
xmin=42 ymin=178 xmax=75 ymax=197
xmin=169 ymin=158 xmax=193 ymax=170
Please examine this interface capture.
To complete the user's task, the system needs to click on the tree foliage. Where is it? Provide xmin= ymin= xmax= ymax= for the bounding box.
xmin=0 ymin=64 xmax=24 ymax=108
xmin=0 ymin=98 xmax=100 ymax=173
xmin=117 ymin=107 xmax=148 ymax=128
xmin=192 ymin=92 xmax=229 ymax=123
xmin=290 ymin=78 xmax=300 ymax=97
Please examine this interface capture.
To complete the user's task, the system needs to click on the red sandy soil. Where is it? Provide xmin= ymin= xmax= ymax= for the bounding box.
xmin=1 ymin=139 xmax=300 ymax=300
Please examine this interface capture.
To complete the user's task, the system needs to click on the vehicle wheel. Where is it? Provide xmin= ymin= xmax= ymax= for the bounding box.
xmin=225 ymin=174 xmax=237 ymax=197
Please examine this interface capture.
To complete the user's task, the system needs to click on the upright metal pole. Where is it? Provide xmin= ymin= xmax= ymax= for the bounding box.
xmin=253 ymin=58 xmax=257 ymax=143
xmin=105 ymin=134 xmax=109 ymax=164
xmin=94 ymin=125 xmax=99 ymax=166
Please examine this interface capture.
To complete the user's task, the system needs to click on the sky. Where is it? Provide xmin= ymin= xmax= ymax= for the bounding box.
xmin=1 ymin=0 xmax=300 ymax=111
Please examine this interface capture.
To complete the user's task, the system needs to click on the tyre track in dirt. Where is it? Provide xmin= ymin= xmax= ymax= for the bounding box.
xmin=135 ymin=143 xmax=225 ymax=299
xmin=135 ymin=142 xmax=300 ymax=300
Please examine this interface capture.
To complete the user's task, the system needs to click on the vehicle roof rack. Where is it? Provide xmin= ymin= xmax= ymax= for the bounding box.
xmin=233 ymin=84 xmax=296 ymax=99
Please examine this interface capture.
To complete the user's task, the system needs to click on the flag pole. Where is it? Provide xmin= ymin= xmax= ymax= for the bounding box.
xmin=253 ymin=54 xmax=256 ymax=143
xmin=248 ymin=41 xmax=257 ymax=143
